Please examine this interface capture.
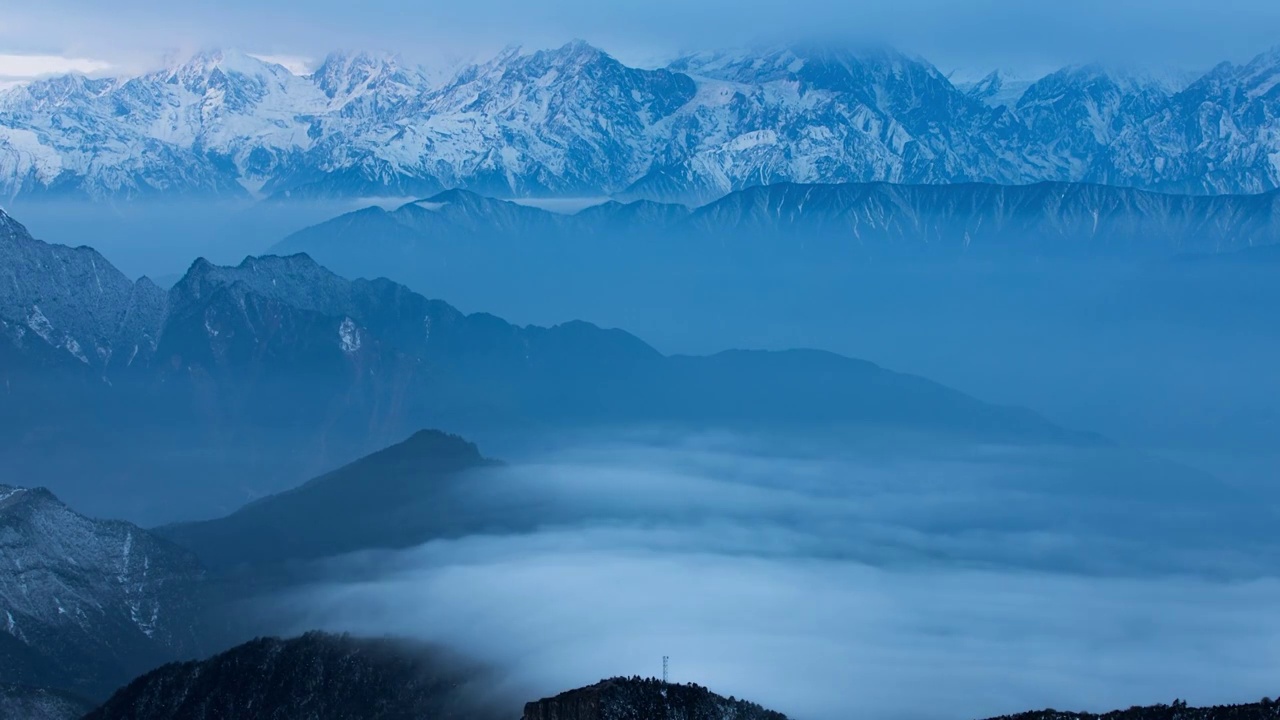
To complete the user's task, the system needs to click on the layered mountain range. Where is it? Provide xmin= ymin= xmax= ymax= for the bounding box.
xmin=278 ymin=182 xmax=1280 ymax=266
xmin=3 ymin=42 xmax=1280 ymax=201
xmin=0 ymin=207 xmax=1088 ymax=522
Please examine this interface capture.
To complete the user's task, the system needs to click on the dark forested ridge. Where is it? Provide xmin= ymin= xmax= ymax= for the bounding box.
xmin=82 ymin=632 xmax=505 ymax=720
xmin=984 ymin=699 xmax=1280 ymax=720
xmin=522 ymin=676 xmax=789 ymax=720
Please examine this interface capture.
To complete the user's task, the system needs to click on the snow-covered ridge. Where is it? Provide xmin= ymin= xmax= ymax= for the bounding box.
xmin=0 ymin=484 xmax=203 ymax=695
xmin=1 ymin=42 xmax=1279 ymax=201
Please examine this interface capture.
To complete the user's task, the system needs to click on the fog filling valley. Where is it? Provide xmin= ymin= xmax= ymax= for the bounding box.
xmin=272 ymin=432 xmax=1280 ymax=720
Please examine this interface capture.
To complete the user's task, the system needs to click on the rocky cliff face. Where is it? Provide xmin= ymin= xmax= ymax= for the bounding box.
xmin=522 ymin=677 xmax=788 ymax=720
xmin=0 ymin=485 xmax=205 ymax=698
xmin=0 ymin=209 xmax=165 ymax=375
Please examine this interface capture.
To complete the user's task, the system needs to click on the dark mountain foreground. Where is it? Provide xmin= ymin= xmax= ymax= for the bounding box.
xmin=523 ymin=677 xmax=789 ymax=720
xmin=82 ymin=632 xmax=505 ymax=720
xmin=0 ymin=684 xmax=94 ymax=720
xmin=76 ymin=631 xmax=1280 ymax=720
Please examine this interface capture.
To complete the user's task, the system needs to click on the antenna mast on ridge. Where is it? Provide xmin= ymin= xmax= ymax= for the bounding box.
xmin=663 ymin=655 xmax=669 ymax=684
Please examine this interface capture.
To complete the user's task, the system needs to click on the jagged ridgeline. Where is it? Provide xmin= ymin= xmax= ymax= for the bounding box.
xmin=276 ymin=183 xmax=1280 ymax=267
xmin=2 ymin=44 xmax=1280 ymax=200
xmin=1 ymin=206 xmax=1103 ymax=523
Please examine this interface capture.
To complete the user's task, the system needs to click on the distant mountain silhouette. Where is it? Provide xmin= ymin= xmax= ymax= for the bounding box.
xmin=160 ymin=430 xmax=500 ymax=568
xmin=276 ymin=183 xmax=1280 ymax=270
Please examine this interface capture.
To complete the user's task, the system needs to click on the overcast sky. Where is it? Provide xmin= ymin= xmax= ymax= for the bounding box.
xmin=2 ymin=0 xmax=1279 ymax=82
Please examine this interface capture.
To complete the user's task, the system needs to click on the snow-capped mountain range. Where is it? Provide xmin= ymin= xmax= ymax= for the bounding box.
xmin=1 ymin=42 xmax=1279 ymax=201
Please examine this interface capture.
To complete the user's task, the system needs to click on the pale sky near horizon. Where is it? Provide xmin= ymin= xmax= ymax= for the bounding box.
xmin=1 ymin=0 xmax=1278 ymax=84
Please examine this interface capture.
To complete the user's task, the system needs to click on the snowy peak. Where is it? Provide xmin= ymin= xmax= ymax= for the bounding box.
xmin=167 ymin=48 xmax=276 ymax=78
xmin=671 ymin=42 xmax=912 ymax=83
xmin=0 ymin=73 xmax=117 ymax=113
xmin=1184 ymin=46 xmax=1280 ymax=102
xmin=0 ymin=207 xmax=29 ymax=241
xmin=2 ymin=43 xmax=1280 ymax=199
xmin=313 ymin=50 xmax=413 ymax=97
xmin=956 ymin=69 xmax=1043 ymax=108
xmin=158 ymin=48 xmax=301 ymax=106
xmin=528 ymin=39 xmax=616 ymax=70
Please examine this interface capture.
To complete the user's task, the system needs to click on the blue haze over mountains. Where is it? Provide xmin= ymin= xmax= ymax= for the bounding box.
xmin=2 ymin=32 xmax=1280 ymax=720
xmin=2 ymin=40 xmax=1279 ymax=474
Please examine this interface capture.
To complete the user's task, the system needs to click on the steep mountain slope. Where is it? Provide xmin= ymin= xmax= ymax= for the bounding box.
xmin=523 ymin=677 xmax=788 ymax=720
xmin=83 ymin=632 xmax=505 ymax=720
xmin=160 ymin=430 xmax=502 ymax=568
xmin=3 ymin=42 xmax=1280 ymax=200
xmin=0 ymin=684 xmax=94 ymax=720
xmin=0 ymin=485 xmax=204 ymax=698
xmin=0 ymin=209 xmax=165 ymax=374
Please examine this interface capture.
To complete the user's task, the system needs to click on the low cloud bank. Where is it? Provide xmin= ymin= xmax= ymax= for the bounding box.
xmin=279 ymin=434 xmax=1280 ymax=720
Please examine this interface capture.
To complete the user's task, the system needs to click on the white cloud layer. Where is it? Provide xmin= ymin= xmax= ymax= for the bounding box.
xmin=272 ymin=435 xmax=1280 ymax=720
xmin=0 ymin=53 xmax=112 ymax=85
xmin=246 ymin=53 xmax=315 ymax=76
